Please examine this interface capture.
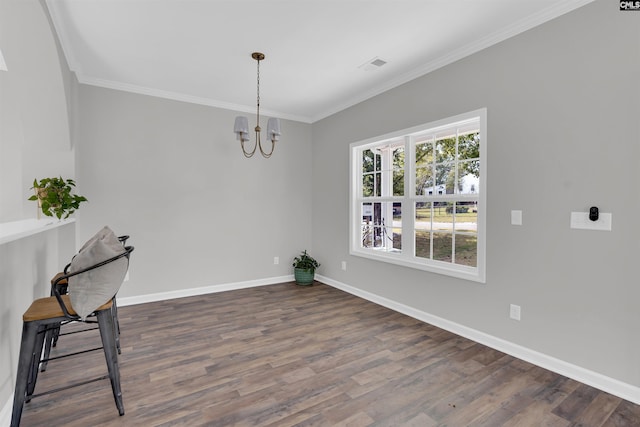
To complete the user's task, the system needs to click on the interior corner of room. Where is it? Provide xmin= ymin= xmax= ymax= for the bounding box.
xmin=1 ymin=0 xmax=639 ymax=424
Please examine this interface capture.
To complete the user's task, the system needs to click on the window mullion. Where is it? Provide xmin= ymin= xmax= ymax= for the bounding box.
xmin=407 ymin=136 xmax=415 ymax=199
xmin=404 ymin=135 xmax=414 ymax=259
xmin=455 ymin=128 xmax=460 ymax=195
xmin=380 ymin=147 xmax=390 ymax=197
xmin=452 ymin=130 xmax=459 ymax=264
xmin=429 ymin=202 xmax=434 ymax=260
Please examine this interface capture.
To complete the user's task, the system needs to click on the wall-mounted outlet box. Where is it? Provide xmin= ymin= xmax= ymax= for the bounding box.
xmin=274 ymin=256 xmax=279 ymax=265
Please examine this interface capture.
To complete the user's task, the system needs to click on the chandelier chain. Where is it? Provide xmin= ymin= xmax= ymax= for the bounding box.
xmin=256 ymin=58 xmax=260 ymax=130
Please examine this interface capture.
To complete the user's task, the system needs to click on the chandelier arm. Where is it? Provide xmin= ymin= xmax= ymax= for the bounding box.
xmin=258 ymin=139 xmax=276 ymax=158
xmin=241 ymin=138 xmax=258 ymax=158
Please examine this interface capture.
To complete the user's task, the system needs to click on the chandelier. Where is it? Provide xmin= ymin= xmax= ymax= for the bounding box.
xmin=233 ymin=52 xmax=281 ymax=158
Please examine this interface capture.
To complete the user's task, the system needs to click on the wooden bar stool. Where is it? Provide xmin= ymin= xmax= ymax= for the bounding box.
xmin=11 ymin=245 xmax=133 ymax=427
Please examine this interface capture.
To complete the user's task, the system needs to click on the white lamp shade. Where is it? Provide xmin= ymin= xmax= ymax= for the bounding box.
xmin=234 ymin=116 xmax=250 ymax=141
xmin=266 ymin=117 xmax=281 ymax=142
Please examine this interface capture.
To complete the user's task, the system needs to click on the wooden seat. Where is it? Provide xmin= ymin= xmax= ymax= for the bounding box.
xmin=10 ymin=245 xmax=133 ymax=427
xmin=23 ymin=295 xmax=112 ymax=322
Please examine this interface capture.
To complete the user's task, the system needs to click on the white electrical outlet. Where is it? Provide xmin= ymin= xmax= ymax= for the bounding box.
xmin=510 ymin=304 xmax=521 ymax=321
xmin=341 ymin=261 xmax=347 ymax=271
xmin=274 ymin=256 xmax=279 ymax=265
xmin=124 ymin=271 xmax=130 ymax=282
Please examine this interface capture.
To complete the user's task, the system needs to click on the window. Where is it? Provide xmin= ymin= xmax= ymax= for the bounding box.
xmin=350 ymin=109 xmax=486 ymax=282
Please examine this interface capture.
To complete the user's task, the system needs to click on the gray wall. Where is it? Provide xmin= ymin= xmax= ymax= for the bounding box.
xmin=311 ymin=0 xmax=640 ymax=387
xmin=75 ymin=86 xmax=313 ymax=298
xmin=0 ymin=0 xmax=75 ymax=222
xmin=0 ymin=0 xmax=77 ymax=418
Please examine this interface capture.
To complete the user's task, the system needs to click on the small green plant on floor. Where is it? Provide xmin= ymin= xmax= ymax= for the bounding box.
xmin=28 ymin=177 xmax=88 ymax=219
xmin=292 ymin=250 xmax=320 ymax=272
xmin=292 ymin=250 xmax=320 ymax=286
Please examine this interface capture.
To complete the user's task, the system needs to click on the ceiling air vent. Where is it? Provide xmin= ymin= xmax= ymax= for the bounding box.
xmin=359 ymin=57 xmax=387 ymax=71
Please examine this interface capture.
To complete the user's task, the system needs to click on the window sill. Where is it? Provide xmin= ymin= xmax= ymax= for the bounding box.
xmin=0 ymin=218 xmax=75 ymax=245
xmin=350 ymin=248 xmax=485 ymax=283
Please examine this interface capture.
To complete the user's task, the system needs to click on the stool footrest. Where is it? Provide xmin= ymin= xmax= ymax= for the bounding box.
xmin=29 ymin=375 xmax=109 ymax=400
xmin=59 ymin=326 xmax=99 ymax=337
xmin=40 ymin=346 xmax=103 ymax=364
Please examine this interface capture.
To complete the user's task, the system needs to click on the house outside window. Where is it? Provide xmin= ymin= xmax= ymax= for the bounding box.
xmin=350 ymin=109 xmax=486 ymax=283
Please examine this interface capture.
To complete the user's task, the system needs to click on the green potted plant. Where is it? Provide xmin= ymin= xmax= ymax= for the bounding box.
xmin=28 ymin=177 xmax=88 ymax=219
xmin=292 ymin=250 xmax=320 ymax=286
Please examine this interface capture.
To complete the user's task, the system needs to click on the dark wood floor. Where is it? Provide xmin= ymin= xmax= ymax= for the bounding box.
xmin=19 ymin=282 xmax=640 ymax=426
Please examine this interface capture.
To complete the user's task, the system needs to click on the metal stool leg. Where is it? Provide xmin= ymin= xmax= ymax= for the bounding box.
xmin=26 ymin=325 xmax=47 ymax=398
xmin=111 ymin=297 xmax=121 ymax=354
xmin=97 ymin=308 xmax=124 ymax=416
xmin=51 ymin=322 xmax=62 ymax=347
xmin=40 ymin=323 xmax=59 ymax=372
xmin=11 ymin=321 xmax=40 ymax=427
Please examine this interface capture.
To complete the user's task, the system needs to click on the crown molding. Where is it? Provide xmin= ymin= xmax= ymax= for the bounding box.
xmin=76 ymin=76 xmax=312 ymax=123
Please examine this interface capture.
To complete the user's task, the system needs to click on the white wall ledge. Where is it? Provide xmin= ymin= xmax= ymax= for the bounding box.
xmin=0 ymin=218 xmax=75 ymax=245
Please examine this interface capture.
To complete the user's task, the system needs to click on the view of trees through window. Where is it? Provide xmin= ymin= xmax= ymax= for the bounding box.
xmin=353 ymin=111 xmax=484 ymax=280
xmin=414 ymin=130 xmax=479 ymax=266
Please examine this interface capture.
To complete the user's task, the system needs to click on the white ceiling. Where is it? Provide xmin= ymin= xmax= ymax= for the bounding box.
xmin=46 ymin=0 xmax=594 ymax=123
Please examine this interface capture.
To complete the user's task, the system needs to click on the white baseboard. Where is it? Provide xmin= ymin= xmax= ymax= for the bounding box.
xmin=317 ymin=274 xmax=640 ymax=406
xmin=117 ymin=274 xmax=294 ymax=307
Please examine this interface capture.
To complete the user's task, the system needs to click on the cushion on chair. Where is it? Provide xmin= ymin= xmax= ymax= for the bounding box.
xmin=68 ymin=227 xmax=128 ymax=320
xmin=79 ymin=225 xmax=116 ymax=253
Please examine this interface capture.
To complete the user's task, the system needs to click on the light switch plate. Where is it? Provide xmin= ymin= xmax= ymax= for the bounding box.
xmin=510 ymin=304 xmax=521 ymax=321
xmin=511 ymin=210 xmax=522 ymax=226
xmin=570 ymin=212 xmax=612 ymax=231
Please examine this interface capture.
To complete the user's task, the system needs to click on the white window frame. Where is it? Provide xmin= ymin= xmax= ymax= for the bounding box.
xmin=349 ymin=108 xmax=486 ymax=283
